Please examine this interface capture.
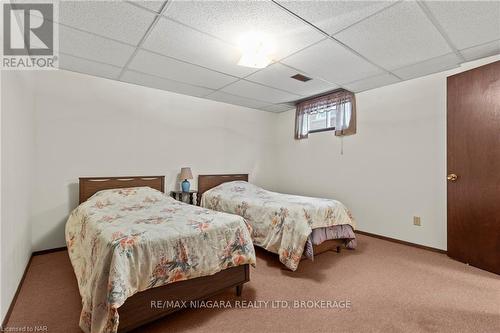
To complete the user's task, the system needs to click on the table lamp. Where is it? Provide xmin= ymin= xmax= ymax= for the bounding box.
xmin=180 ymin=167 xmax=193 ymax=192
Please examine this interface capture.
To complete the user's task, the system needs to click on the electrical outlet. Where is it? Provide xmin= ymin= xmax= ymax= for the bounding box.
xmin=413 ymin=216 xmax=421 ymax=226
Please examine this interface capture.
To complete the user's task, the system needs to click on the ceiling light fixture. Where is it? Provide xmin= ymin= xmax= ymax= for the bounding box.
xmin=237 ymin=31 xmax=273 ymax=69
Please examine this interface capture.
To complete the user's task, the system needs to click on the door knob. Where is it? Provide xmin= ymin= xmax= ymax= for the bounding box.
xmin=447 ymin=173 xmax=458 ymax=181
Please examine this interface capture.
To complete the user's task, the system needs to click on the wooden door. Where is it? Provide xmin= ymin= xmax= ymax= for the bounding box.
xmin=447 ymin=60 xmax=500 ymax=275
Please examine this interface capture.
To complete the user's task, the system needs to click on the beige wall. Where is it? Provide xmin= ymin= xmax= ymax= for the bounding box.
xmin=1 ymin=71 xmax=36 ymax=320
xmin=30 ymin=70 xmax=278 ymax=251
xmin=273 ymin=55 xmax=499 ymax=250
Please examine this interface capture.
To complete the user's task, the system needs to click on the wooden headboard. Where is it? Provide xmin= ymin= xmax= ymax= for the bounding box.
xmin=79 ymin=176 xmax=165 ymax=204
xmin=197 ymin=174 xmax=248 ymax=206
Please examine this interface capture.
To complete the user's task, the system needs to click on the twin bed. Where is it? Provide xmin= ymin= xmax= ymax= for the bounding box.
xmin=67 ymin=174 xmax=356 ymax=333
xmin=199 ymin=174 xmax=356 ymax=271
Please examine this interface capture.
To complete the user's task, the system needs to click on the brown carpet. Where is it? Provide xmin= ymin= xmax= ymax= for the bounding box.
xmin=5 ymin=234 xmax=500 ymax=333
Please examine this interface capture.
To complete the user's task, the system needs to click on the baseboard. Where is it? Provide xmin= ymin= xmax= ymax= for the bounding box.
xmin=1 ymin=255 xmax=33 ymax=330
xmin=32 ymin=246 xmax=67 ymax=256
xmin=355 ymin=230 xmax=446 ymax=254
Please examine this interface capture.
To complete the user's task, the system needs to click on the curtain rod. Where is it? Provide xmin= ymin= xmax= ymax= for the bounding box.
xmin=294 ymin=88 xmax=354 ymax=106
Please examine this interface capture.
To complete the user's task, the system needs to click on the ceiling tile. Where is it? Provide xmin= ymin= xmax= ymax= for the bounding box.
xmin=205 ymin=91 xmax=270 ymax=110
xmin=121 ymin=70 xmax=214 ymax=97
xmin=392 ymin=53 xmax=460 ymax=80
xmin=59 ymin=53 xmax=122 ymax=80
xmin=165 ymin=0 xmax=324 ymax=60
xmin=343 ymin=73 xmax=400 ymax=93
xmin=246 ymin=63 xmax=337 ymax=97
xmin=128 ymin=50 xmax=238 ymax=90
xmin=59 ymin=1 xmax=156 ymax=45
xmin=460 ymin=40 xmax=500 ymax=62
xmin=425 ymin=1 xmax=500 ymax=50
xmin=335 ymin=1 xmax=452 ymax=70
xmin=143 ymin=18 xmax=256 ymax=77
xmin=221 ymin=80 xmax=301 ymax=104
xmin=276 ymin=1 xmax=395 ymax=35
xmin=282 ymin=39 xmax=383 ymax=85
xmin=260 ymin=104 xmax=296 ymax=113
xmin=59 ymin=25 xmax=136 ymax=67
xmin=129 ymin=1 xmax=165 ymax=13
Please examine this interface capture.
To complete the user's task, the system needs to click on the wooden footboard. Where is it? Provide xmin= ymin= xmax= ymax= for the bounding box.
xmin=298 ymin=239 xmax=346 ymax=262
xmin=312 ymin=239 xmax=346 ymax=255
xmin=118 ymin=264 xmax=250 ymax=332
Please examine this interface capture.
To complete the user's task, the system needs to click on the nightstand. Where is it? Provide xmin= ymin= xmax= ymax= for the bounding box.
xmin=170 ymin=190 xmax=198 ymax=205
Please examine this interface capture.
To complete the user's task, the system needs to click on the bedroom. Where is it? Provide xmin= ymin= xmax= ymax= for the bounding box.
xmin=1 ymin=0 xmax=499 ymax=332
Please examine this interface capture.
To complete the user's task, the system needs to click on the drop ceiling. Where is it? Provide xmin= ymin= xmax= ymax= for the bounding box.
xmin=35 ymin=1 xmax=500 ymax=112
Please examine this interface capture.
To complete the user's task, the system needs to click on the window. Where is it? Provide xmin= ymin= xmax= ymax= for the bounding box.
xmin=295 ymin=89 xmax=356 ymax=139
xmin=307 ymin=103 xmax=353 ymax=133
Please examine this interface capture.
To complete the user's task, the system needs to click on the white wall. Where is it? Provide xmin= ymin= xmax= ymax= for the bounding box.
xmin=31 ymin=70 xmax=278 ymax=251
xmin=274 ymin=55 xmax=500 ymax=251
xmin=1 ymin=71 xmax=36 ymax=321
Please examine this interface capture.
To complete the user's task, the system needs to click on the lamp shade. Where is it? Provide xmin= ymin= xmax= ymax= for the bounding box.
xmin=179 ymin=167 xmax=193 ymax=180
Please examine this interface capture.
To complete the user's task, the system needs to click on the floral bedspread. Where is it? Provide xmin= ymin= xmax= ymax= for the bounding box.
xmin=201 ymin=181 xmax=355 ymax=271
xmin=66 ymin=187 xmax=255 ymax=333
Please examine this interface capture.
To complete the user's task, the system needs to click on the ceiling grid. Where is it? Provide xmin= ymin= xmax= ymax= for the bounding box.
xmin=42 ymin=0 xmax=498 ymax=112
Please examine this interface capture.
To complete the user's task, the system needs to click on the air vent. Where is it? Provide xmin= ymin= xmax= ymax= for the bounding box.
xmin=291 ymin=74 xmax=312 ymax=82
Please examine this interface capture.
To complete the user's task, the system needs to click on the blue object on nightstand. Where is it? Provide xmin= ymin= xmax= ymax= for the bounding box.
xmin=179 ymin=167 xmax=193 ymax=192
xmin=181 ymin=179 xmax=190 ymax=192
